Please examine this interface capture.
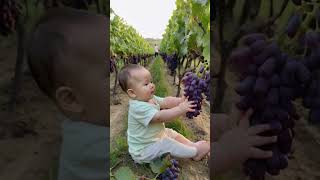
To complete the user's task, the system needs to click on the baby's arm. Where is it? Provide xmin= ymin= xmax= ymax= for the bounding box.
xmin=151 ymin=98 xmax=195 ymax=123
xmin=159 ymin=96 xmax=184 ymax=109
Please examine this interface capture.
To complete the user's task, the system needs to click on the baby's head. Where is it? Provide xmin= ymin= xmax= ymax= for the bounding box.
xmin=118 ymin=64 xmax=155 ymax=102
xmin=27 ymin=8 xmax=108 ymax=126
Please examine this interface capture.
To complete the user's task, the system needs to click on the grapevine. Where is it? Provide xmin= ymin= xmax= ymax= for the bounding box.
xmin=160 ymin=0 xmax=210 ymax=117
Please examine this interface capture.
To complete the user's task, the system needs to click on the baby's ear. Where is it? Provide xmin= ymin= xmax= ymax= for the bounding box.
xmin=55 ymin=86 xmax=83 ymax=113
xmin=127 ymin=89 xmax=136 ymax=98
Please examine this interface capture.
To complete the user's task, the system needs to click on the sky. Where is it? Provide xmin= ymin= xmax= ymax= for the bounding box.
xmin=110 ymin=0 xmax=176 ymax=39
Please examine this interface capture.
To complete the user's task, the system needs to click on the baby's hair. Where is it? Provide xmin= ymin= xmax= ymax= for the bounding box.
xmin=27 ymin=7 xmax=100 ymax=99
xmin=118 ymin=64 xmax=144 ymax=92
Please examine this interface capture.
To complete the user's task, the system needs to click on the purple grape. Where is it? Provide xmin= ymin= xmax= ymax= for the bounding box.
xmin=241 ymin=33 xmax=267 ymax=46
xmin=182 ymin=72 xmax=206 ymax=118
xmin=278 ymin=129 xmax=292 ymax=154
xmin=267 ymin=88 xmax=279 ymax=105
xmin=199 ymin=65 xmax=205 ymax=73
xmin=296 ymin=62 xmax=311 ymax=83
xmin=235 ymin=76 xmax=256 ymax=95
xmin=157 ymin=159 xmax=180 ymax=180
xmin=287 ymin=14 xmax=301 ymax=38
xmin=253 ymin=42 xmax=281 ymax=66
xmin=258 ymin=57 xmax=277 ymax=77
xmin=279 ymin=154 xmax=288 ymax=170
xmin=250 ymin=39 xmax=268 ymax=55
xmin=232 ymin=33 xmax=317 ymax=179
xmin=236 ymin=96 xmax=253 ymax=111
xmin=254 ymin=77 xmax=270 ymax=95
xmin=271 ymin=74 xmax=281 ymax=87
xmin=309 ymin=109 xmax=320 ymax=123
xmin=246 ymin=64 xmax=258 ymax=75
xmin=304 ymin=31 xmax=320 ymax=49
xmin=229 ymin=47 xmax=253 ymax=74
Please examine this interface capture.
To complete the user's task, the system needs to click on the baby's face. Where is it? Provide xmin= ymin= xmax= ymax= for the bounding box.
xmin=129 ymin=68 xmax=155 ymax=102
xmin=59 ymin=16 xmax=108 ymax=126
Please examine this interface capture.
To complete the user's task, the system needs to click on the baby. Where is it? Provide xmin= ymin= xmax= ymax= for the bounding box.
xmin=118 ymin=64 xmax=210 ymax=163
xmin=26 ymin=8 xmax=109 ymax=180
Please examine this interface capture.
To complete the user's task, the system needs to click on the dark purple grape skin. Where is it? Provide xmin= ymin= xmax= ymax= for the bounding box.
xmin=158 ymin=159 xmax=180 ymax=180
xmin=258 ymin=57 xmax=277 ymax=77
xmin=261 ymin=107 xmax=277 ymax=122
xmin=296 ymin=63 xmax=311 ymax=83
xmin=279 ymin=155 xmax=289 ymax=170
xmin=246 ymin=64 xmax=258 ymax=75
xmin=250 ymin=39 xmax=268 ymax=55
xmin=244 ymin=160 xmax=266 ymax=180
xmin=278 ymin=129 xmax=292 ymax=154
xmin=229 ymin=47 xmax=253 ymax=74
xmin=254 ymin=77 xmax=270 ymax=95
xmin=279 ymin=87 xmax=295 ymax=101
xmin=267 ymin=88 xmax=279 ymax=105
xmin=287 ymin=14 xmax=301 ymax=38
xmin=235 ymin=76 xmax=256 ymax=95
xmin=309 ymin=109 xmax=320 ymax=123
xmin=280 ymin=60 xmax=300 ymax=86
xmin=304 ymin=52 xmax=320 ymax=71
xmin=253 ymin=42 xmax=281 ymax=66
xmin=270 ymin=121 xmax=282 ymax=134
xmin=304 ymin=31 xmax=320 ymax=49
xmin=266 ymin=148 xmax=282 ymax=173
xmin=271 ymin=74 xmax=281 ymax=87
xmin=241 ymin=33 xmax=267 ymax=46
xmin=236 ymin=96 xmax=253 ymax=111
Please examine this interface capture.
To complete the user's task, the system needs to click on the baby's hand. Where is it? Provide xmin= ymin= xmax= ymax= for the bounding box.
xmin=217 ymin=109 xmax=276 ymax=165
xmin=178 ymin=97 xmax=196 ymax=113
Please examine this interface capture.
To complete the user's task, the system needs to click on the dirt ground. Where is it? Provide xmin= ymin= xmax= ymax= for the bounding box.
xmin=0 ymin=41 xmax=61 ymax=180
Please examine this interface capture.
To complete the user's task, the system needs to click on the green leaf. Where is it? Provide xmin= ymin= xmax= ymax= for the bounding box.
xmin=114 ymin=167 xmax=135 ymax=180
xmin=150 ymin=158 xmax=164 ymax=174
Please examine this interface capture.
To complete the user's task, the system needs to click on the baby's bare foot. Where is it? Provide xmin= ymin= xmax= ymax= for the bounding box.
xmin=192 ymin=141 xmax=210 ymax=161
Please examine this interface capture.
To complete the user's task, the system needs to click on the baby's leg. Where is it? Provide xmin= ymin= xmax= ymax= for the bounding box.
xmin=174 ymin=133 xmax=195 ymax=147
xmin=142 ymin=137 xmax=198 ymax=160
xmin=192 ymin=141 xmax=210 ymax=161
xmin=165 ymin=128 xmax=206 ymax=148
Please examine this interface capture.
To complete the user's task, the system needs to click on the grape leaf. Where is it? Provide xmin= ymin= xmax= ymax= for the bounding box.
xmin=114 ymin=167 xmax=135 ymax=180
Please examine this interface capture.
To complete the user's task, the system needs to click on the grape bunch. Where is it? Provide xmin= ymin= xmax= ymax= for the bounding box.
xmin=229 ymin=33 xmax=315 ymax=179
xmin=203 ymin=71 xmax=210 ymax=101
xmin=303 ymin=74 xmax=320 ymax=123
xmin=167 ymin=53 xmax=178 ymax=76
xmin=157 ymin=159 xmax=180 ymax=180
xmin=182 ymin=71 xmax=210 ymax=118
xmin=0 ymin=0 xmax=21 ymax=36
xmin=301 ymin=32 xmax=320 ymax=123
xmin=182 ymin=72 xmax=203 ymax=118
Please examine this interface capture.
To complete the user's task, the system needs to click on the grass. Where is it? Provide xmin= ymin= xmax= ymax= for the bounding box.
xmin=150 ymin=57 xmax=169 ymax=97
